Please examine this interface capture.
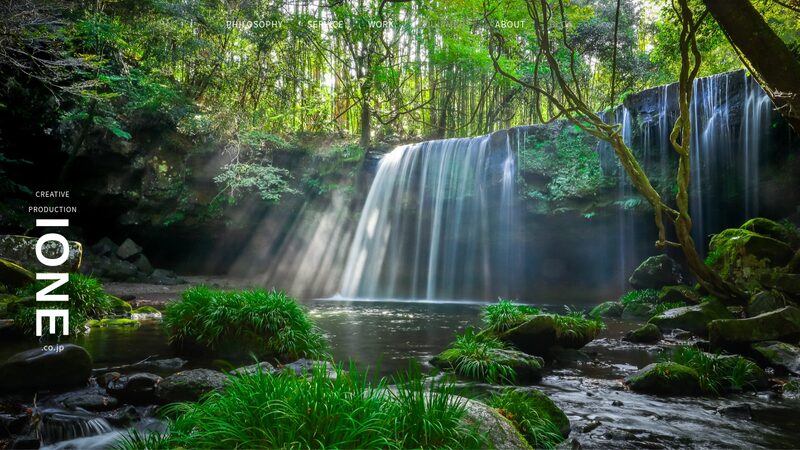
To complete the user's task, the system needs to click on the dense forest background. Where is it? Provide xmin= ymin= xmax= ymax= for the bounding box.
xmin=0 ymin=0 xmax=798 ymax=273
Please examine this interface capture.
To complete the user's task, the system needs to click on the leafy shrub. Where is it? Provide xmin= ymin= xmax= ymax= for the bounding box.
xmin=14 ymin=273 xmax=111 ymax=335
xmin=163 ymin=286 xmax=327 ymax=360
xmin=488 ymin=389 xmax=565 ymax=449
xmin=117 ymin=363 xmax=484 ymax=450
xmin=666 ymin=345 xmax=762 ymax=395
xmin=214 ymin=162 xmax=296 ymax=204
xmin=438 ymin=328 xmax=516 ymax=384
xmin=483 ymin=299 xmax=540 ymax=332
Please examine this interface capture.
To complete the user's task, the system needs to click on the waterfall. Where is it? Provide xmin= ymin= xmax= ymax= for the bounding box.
xmin=339 ymin=131 xmax=521 ymax=301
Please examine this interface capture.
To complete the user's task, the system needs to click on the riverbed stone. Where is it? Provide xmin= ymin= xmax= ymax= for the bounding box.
xmin=106 ymin=372 xmax=162 ymax=404
xmin=101 ymin=405 xmax=140 ymax=427
xmin=155 ymin=369 xmax=227 ymax=403
xmin=90 ymin=237 xmax=118 ymax=256
xmin=628 ymin=255 xmax=683 ymax=289
xmin=231 ymin=361 xmax=277 ymax=377
xmin=116 ymin=238 xmax=143 ymax=260
xmin=0 ymin=259 xmax=34 ymax=290
xmin=649 ymin=298 xmax=734 ymax=336
xmin=590 ymin=301 xmax=623 ymax=318
xmin=624 ymin=323 xmax=662 ymax=343
xmin=708 ymin=306 xmax=800 ymax=349
xmin=751 ymin=341 xmax=800 ymax=374
xmin=0 ymin=344 xmax=92 ymax=392
xmin=0 ymin=235 xmax=83 ymax=272
xmin=624 ymin=362 xmax=702 ymax=396
xmin=748 ymin=290 xmax=787 ymax=316
xmin=105 ymin=257 xmax=139 ymax=280
xmin=132 ymin=254 xmax=154 ymax=275
xmin=462 ymin=398 xmax=533 ymax=450
xmin=54 ymin=387 xmax=119 ymax=411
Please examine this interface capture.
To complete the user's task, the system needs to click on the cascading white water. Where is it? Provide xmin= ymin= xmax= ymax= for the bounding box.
xmin=339 ymin=132 xmax=521 ymax=300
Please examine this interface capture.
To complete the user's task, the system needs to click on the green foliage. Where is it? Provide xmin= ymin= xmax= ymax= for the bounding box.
xmin=439 ymin=328 xmax=516 ymax=384
xmin=666 ymin=345 xmax=762 ymax=396
xmin=551 ymin=309 xmax=605 ymax=340
xmin=518 ymin=126 xmax=610 ymax=202
xmin=213 ymin=163 xmax=296 ymax=204
xmin=488 ymin=389 xmax=564 ymax=449
xmin=652 ymin=301 xmax=688 ymax=316
xmin=620 ymin=289 xmax=660 ymax=306
xmin=483 ymin=299 xmax=540 ymax=332
xmin=163 ymin=286 xmax=327 ymax=359
xmin=116 ymin=362 xmax=484 ymax=450
xmin=13 ymin=274 xmax=112 ymax=335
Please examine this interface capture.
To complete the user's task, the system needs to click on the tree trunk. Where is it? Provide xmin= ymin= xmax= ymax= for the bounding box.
xmin=360 ymin=99 xmax=371 ymax=149
xmin=703 ymin=0 xmax=800 ymax=133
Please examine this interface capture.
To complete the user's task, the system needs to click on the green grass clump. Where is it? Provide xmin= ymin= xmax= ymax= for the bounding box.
xmin=551 ymin=310 xmax=605 ymax=341
xmin=488 ymin=389 xmax=565 ymax=449
xmin=483 ymin=299 xmax=540 ymax=332
xmin=13 ymin=273 xmax=112 ymax=335
xmin=620 ymin=289 xmax=660 ymax=306
xmin=439 ymin=328 xmax=517 ymax=384
xmin=163 ymin=286 xmax=327 ymax=360
xmin=116 ymin=363 xmax=485 ymax=450
xmin=666 ymin=345 xmax=762 ymax=395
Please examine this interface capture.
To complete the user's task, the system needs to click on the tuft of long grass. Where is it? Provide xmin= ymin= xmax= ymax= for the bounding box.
xmin=666 ymin=345 xmax=761 ymax=395
xmin=483 ymin=299 xmax=540 ymax=332
xmin=14 ymin=273 xmax=111 ymax=335
xmin=619 ymin=289 xmax=660 ymax=306
xmin=488 ymin=389 xmax=564 ymax=449
xmin=551 ymin=309 xmax=605 ymax=340
xmin=116 ymin=362 xmax=485 ymax=450
xmin=439 ymin=328 xmax=516 ymax=384
xmin=163 ymin=286 xmax=327 ymax=359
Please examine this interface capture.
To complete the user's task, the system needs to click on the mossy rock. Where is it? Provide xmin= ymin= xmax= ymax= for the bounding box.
xmin=131 ymin=306 xmax=159 ymax=314
xmin=5 ymin=296 xmax=35 ymax=315
xmin=0 ymin=235 xmax=83 ymax=272
xmin=86 ymin=318 xmax=140 ymax=328
xmin=747 ymin=290 xmax=788 ymax=316
xmin=514 ymin=388 xmax=571 ymax=438
xmin=751 ymin=341 xmax=800 ymax=375
xmin=709 ymin=306 xmax=800 ymax=349
xmin=0 ymin=259 xmax=34 ymax=290
xmin=628 ymin=255 xmax=683 ymax=289
xmin=624 ymin=323 xmax=662 ymax=343
xmin=621 ymin=302 xmax=656 ymax=320
xmin=764 ymin=273 xmax=800 ymax=298
xmin=624 ymin=362 xmax=702 ymax=396
xmin=708 ymin=228 xmax=794 ymax=292
xmin=497 ymin=314 xmax=600 ymax=357
xmin=590 ymin=301 xmax=623 ymax=318
xmin=659 ymin=285 xmax=700 ymax=305
xmin=741 ymin=218 xmax=797 ymax=248
xmin=649 ymin=298 xmax=734 ymax=336
xmin=108 ymin=296 xmax=133 ymax=316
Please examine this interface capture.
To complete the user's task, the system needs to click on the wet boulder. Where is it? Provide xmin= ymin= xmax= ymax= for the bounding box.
xmin=628 ymin=255 xmax=683 ymax=289
xmin=231 ymin=361 xmax=277 ymax=377
xmin=624 ymin=323 xmax=662 ymax=343
xmin=497 ymin=314 xmax=599 ymax=358
xmin=624 ymin=362 xmax=702 ymax=396
xmin=0 ymin=234 xmax=83 ymax=272
xmin=590 ymin=301 xmax=623 ymax=318
xmin=132 ymin=254 xmax=154 ymax=275
xmin=155 ymin=369 xmax=227 ymax=403
xmin=751 ymin=341 xmax=800 ymax=375
xmin=90 ymin=237 xmax=118 ymax=257
xmin=649 ymin=298 xmax=734 ymax=336
xmin=747 ymin=290 xmax=787 ymax=316
xmin=708 ymin=306 xmax=800 ymax=349
xmin=101 ymin=405 xmax=140 ymax=427
xmin=0 ymin=344 xmax=92 ymax=392
xmin=53 ymin=387 xmax=118 ymax=411
xmin=765 ymin=273 xmax=800 ymax=298
xmin=105 ymin=372 xmax=162 ymax=404
xmin=0 ymin=259 xmax=34 ymax=290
